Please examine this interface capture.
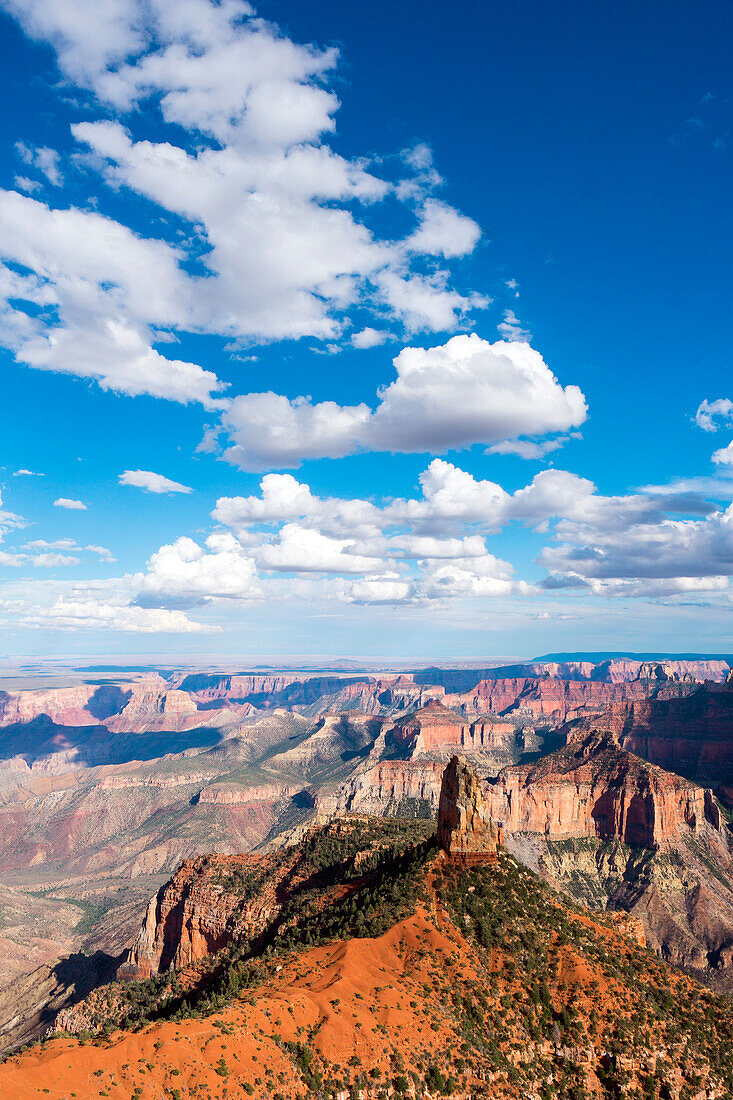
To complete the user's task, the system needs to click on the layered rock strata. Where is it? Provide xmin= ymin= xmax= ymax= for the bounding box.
xmin=567 ymin=680 xmax=733 ymax=790
xmin=487 ymin=731 xmax=720 ymax=848
xmin=119 ymin=852 xmax=281 ymax=979
xmin=437 ymin=755 xmax=500 ymax=861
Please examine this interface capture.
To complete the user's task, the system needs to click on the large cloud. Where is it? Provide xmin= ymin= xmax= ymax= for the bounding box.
xmin=22 ymin=596 xmax=214 ymax=632
xmin=137 ymin=533 xmax=260 ymax=602
xmin=208 ymin=459 xmax=733 ymax=605
xmin=220 ymin=335 xmax=587 ymax=469
xmin=0 ymin=0 xmax=488 ymax=403
xmin=256 ymin=524 xmax=385 ymax=575
xmin=212 ymin=462 xmax=599 ymax=541
xmin=0 ymin=190 xmax=226 ymax=405
xmin=541 ymin=504 xmax=733 ymax=592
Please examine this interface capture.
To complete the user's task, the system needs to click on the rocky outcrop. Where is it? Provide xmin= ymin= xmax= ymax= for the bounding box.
xmin=120 ymin=853 xmax=279 ymax=979
xmin=0 ymin=950 xmax=120 ymax=1053
xmin=106 ymin=689 xmax=202 ymax=733
xmin=435 ymin=674 xmax=697 ymax=724
xmin=118 ymin=816 xmax=433 ymax=981
xmin=319 ymin=758 xmax=446 ymax=817
xmin=0 ymin=684 xmax=134 ymax=729
xmin=566 ymin=680 xmax=733 ymax=790
xmin=437 ymin=756 xmax=500 ymax=860
xmin=391 ymin=700 xmax=515 ymax=754
xmin=487 ymin=731 xmax=719 ymax=848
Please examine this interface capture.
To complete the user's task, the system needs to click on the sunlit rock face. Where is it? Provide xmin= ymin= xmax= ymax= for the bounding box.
xmin=486 ymin=730 xmax=721 ymax=848
xmin=437 ymin=755 xmax=500 ymax=861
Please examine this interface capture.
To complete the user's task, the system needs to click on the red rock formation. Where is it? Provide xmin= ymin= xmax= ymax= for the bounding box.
xmin=486 ymin=732 xmax=720 ymax=848
xmin=457 ymin=677 xmax=678 ymax=723
xmin=566 ymin=680 xmax=733 ymax=788
xmin=0 ymin=684 xmax=130 ymax=728
xmin=437 ymin=756 xmax=500 ymax=860
xmin=120 ymin=852 xmax=280 ymax=979
xmin=413 ymin=658 xmax=730 ymax=693
xmin=391 ymin=700 xmax=515 ymax=754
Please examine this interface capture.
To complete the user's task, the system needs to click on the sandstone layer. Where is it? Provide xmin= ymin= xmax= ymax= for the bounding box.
xmin=437 ymin=755 xmax=500 ymax=859
xmin=487 ymin=731 xmax=720 ymax=848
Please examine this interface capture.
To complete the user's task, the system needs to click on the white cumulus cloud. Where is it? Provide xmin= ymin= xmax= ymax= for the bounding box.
xmin=257 ymin=524 xmax=385 ymax=574
xmin=138 ymin=533 xmax=260 ymax=602
xmin=220 ymin=334 xmax=587 ymax=469
xmin=23 ymin=596 xmax=214 ymax=633
xmin=712 ymin=441 xmax=733 ymax=466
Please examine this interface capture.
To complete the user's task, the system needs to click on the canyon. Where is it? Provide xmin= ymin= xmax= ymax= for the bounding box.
xmin=4 ymin=773 xmax=733 ymax=1099
xmin=1 ymin=655 xmax=732 ymax=1057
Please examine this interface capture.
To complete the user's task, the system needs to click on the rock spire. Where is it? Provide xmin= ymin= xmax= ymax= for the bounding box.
xmin=437 ymin=754 xmax=500 ymax=861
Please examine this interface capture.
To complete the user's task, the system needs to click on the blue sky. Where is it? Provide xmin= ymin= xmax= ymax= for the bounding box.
xmin=0 ymin=0 xmax=731 ymax=660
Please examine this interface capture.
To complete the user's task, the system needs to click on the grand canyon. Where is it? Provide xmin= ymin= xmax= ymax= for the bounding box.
xmin=2 ymin=0 xmax=729 ymax=1094
xmin=1 ymin=654 xmax=733 ymax=1098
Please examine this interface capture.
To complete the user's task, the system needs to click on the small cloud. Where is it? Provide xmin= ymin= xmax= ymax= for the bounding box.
xmin=402 ymin=142 xmax=434 ymax=171
xmin=16 ymin=141 xmax=63 ymax=186
xmin=0 ymin=550 xmax=26 ymax=566
xmin=712 ymin=441 xmax=733 ymax=466
xmin=196 ymin=426 xmax=222 ymax=455
xmin=539 ymin=574 xmax=590 ymax=590
xmin=351 ymin=327 xmax=388 ymax=350
xmin=32 ymin=552 xmax=81 ymax=567
xmin=85 ymin=544 xmax=117 ymax=562
xmin=54 ymin=498 xmax=87 ymax=510
xmin=26 ymin=538 xmax=77 ymax=550
xmin=13 ymin=468 xmax=44 ymax=477
xmin=14 ymin=176 xmax=42 ymax=194
xmin=488 ymin=436 xmax=569 ymax=460
xmin=695 ymin=398 xmax=733 ymax=432
xmin=497 ymin=309 xmax=531 ymax=342
xmin=119 ymin=469 xmax=193 ymax=494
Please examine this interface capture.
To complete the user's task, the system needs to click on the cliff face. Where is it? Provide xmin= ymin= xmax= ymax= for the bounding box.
xmin=487 ymin=731 xmax=733 ymax=988
xmin=0 ymin=684 xmax=135 ymax=729
xmin=437 ymin=755 xmax=500 ymax=859
xmin=456 ymin=676 xmax=687 ymax=723
xmin=118 ymin=816 xmax=437 ymax=983
xmin=487 ymin=731 xmax=719 ymax=848
xmin=390 ymin=700 xmax=515 ymax=753
xmin=121 ymin=853 xmax=281 ymax=979
xmin=570 ymin=681 xmax=733 ymax=790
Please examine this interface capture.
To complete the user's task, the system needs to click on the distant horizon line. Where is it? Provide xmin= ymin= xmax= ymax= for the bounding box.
xmin=0 ymin=650 xmax=731 ymax=673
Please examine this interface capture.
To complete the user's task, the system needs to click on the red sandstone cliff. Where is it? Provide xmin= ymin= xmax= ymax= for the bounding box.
xmin=486 ymin=731 xmax=720 ymax=848
xmin=391 ymin=700 xmax=515 ymax=753
xmin=454 ymin=676 xmax=690 ymax=723
xmin=437 ymin=755 xmax=500 ymax=859
xmin=565 ymin=681 xmax=733 ymax=791
xmin=121 ymin=852 xmax=282 ymax=979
